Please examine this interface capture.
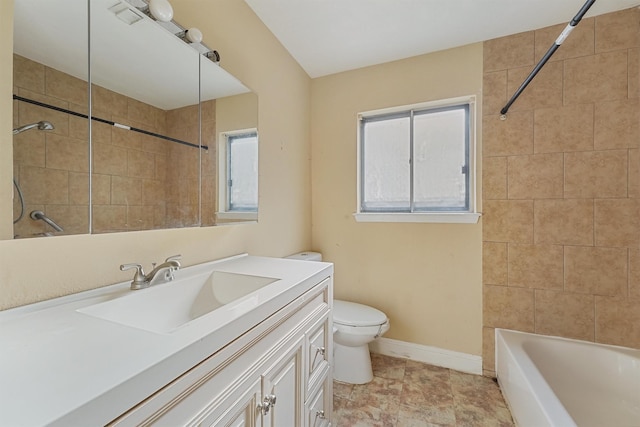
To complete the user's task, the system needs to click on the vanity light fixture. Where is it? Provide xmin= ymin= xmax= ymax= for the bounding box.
xmin=122 ymin=0 xmax=173 ymax=23
xmin=112 ymin=0 xmax=220 ymax=64
xmin=205 ymin=50 xmax=221 ymax=64
xmin=177 ymin=28 xmax=203 ymax=44
xmin=147 ymin=0 xmax=174 ymax=22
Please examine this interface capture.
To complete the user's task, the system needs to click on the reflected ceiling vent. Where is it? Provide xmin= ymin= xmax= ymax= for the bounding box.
xmin=109 ymin=2 xmax=144 ymax=25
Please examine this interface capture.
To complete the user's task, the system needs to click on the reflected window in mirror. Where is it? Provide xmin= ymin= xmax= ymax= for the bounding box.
xmin=217 ymin=130 xmax=258 ymax=223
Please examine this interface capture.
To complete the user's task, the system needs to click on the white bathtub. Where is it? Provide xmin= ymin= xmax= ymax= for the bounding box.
xmin=496 ymin=329 xmax=640 ymax=427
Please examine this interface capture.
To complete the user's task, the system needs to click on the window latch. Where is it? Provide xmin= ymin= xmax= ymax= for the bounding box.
xmin=461 ymin=165 xmax=468 ymax=174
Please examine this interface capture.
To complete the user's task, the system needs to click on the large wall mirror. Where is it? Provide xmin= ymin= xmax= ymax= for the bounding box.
xmin=11 ymin=0 xmax=258 ymax=239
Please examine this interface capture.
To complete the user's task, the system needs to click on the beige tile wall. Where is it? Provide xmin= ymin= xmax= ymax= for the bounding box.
xmin=12 ymin=55 xmax=211 ymax=236
xmin=482 ymin=8 xmax=640 ymax=376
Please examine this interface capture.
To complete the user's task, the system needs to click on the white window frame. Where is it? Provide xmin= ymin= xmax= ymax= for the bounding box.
xmin=216 ymin=128 xmax=258 ymax=222
xmin=355 ymin=95 xmax=480 ymax=224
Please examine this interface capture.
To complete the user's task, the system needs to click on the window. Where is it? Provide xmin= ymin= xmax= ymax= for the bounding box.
xmin=217 ymin=129 xmax=258 ymax=220
xmin=356 ymin=97 xmax=479 ymax=223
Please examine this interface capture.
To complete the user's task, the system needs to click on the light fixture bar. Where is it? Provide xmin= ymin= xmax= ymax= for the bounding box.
xmin=114 ymin=0 xmax=222 ymax=63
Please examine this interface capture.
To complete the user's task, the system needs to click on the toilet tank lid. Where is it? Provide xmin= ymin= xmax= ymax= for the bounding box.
xmin=333 ymin=300 xmax=388 ymax=327
xmin=285 ymin=252 xmax=322 ymax=261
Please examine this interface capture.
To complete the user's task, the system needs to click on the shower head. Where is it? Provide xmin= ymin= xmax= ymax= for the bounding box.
xmin=13 ymin=121 xmax=54 ymax=135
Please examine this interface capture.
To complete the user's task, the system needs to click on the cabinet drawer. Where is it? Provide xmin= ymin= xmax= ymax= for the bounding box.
xmin=306 ymin=314 xmax=331 ymax=396
xmin=308 ymin=318 xmax=329 ymax=378
xmin=306 ymin=373 xmax=332 ymax=427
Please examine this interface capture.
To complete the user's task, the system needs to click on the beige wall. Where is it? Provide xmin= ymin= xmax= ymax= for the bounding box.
xmin=0 ymin=0 xmax=312 ymax=309
xmin=311 ymin=44 xmax=484 ymax=356
xmin=482 ymin=8 xmax=640 ymax=376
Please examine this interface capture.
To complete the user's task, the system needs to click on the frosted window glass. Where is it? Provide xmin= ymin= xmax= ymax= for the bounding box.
xmin=359 ymin=101 xmax=471 ymax=214
xmin=229 ymin=134 xmax=258 ymax=211
xmin=413 ymin=109 xmax=467 ymax=209
xmin=362 ymin=116 xmax=410 ymax=211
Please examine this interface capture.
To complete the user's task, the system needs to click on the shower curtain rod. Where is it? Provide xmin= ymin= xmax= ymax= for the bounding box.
xmin=13 ymin=94 xmax=208 ymax=150
xmin=500 ymin=0 xmax=596 ymax=119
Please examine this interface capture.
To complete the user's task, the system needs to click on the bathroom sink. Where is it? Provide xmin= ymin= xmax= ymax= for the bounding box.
xmin=77 ymin=271 xmax=279 ymax=333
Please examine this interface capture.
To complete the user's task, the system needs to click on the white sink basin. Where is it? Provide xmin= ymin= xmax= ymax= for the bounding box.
xmin=77 ymin=271 xmax=279 ymax=333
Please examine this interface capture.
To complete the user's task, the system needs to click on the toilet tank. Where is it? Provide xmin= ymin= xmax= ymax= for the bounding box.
xmin=285 ymin=252 xmax=322 ymax=262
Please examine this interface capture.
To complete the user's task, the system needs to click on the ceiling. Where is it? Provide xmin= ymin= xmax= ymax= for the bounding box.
xmin=14 ymin=0 xmax=250 ymax=110
xmin=245 ymin=0 xmax=640 ymax=78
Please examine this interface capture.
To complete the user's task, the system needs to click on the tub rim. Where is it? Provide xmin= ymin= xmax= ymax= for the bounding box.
xmin=495 ymin=328 xmax=576 ymax=427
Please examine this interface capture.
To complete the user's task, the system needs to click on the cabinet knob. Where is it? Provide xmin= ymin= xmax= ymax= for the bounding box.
xmin=311 ymin=346 xmax=327 ymax=371
xmin=265 ymin=394 xmax=277 ymax=406
xmin=315 ymin=410 xmax=331 ymax=426
xmin=258 ymin=394 xmax=277 ymax=415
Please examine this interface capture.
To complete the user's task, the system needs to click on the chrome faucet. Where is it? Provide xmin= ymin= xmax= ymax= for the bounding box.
xmin=120 ymin=255 xmax=182 ymax=290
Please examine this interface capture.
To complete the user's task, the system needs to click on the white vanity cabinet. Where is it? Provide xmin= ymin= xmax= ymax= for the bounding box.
xmin=109 ymin=276 xmax=333 ymax=427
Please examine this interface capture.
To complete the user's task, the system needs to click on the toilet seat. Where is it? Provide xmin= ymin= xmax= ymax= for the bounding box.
xmin=333 ymin=300 xmax=387 ymax=327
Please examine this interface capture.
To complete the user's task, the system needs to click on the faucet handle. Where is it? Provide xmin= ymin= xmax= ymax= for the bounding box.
xmin=165 ymin=254 xmax=182 ymax=266
xmin=120 ymin=263 xmax=144 ymax=273
xmin=120 ymin=263 xmax=147 ymax=289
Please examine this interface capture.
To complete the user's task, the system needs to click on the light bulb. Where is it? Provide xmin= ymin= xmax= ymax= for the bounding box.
xmin=148 ymin=0 xmax=173 ymax=22
xmin=185 ymin=28 xmax=203 ymax=43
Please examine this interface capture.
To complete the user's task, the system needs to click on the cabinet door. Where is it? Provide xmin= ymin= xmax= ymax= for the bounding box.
xmin=200 ymin=377 xmax=261 ymax=427
xmin=261 ymin=338 xmax=304 ymax=427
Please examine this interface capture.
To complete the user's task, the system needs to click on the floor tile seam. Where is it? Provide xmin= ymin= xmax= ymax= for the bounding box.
xmin=450 ymin=381 xmax=503 ymax=392
xmin=363 ymin=402 xmax=401 ymax=424
xmin=396 ymin=403 xmax=459 ymax=427
xmin=453 ymin=395 xmax=496 ymax=410
xmin=450 ymin=400 xmax=513 ymax=424
xmin=401 ymin=386 xmax=456 ymax=400
xmin=396 ymin=399 xmax=457 ymax=416
xmin=449 ymin=388 xmax=510 ymax=410
xmin=371 ymin=374 xmax=408 ymax=385
xmin=451 ymin=400 xmax=493 ymax=422
xmin=350 ymin=381 xmax=404 ymax=396
xmin=400 ymin=377 xmax=454 ymax=390
xmin=398 ymin=389 xmax=456 ymax=406
xmin=341 ymin=398 xmax=402 ymax=418
xmin=373 ymin=373 xmax=406 ymax=382
xmin=449 ymin=385 xmax=500 ymax=396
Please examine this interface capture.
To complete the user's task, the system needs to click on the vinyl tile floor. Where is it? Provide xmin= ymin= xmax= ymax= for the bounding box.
xmin=332 ymin=353 xmax=515 ymax=427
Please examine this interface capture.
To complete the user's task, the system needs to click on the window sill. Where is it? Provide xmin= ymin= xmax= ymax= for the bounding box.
xmin=353 ymin=212 xmax=481 ymax=224
xmin=216 ymin=211 xmax=258 ymax=221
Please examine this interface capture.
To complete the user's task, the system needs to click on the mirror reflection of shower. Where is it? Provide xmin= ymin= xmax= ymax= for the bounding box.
xmin=12 ymin=120 xmax=54 ymax=135
xmin=29 ymin=210 xmax=64 ymax=232
xmin=12 ymin=121 xmax=64 ymax=235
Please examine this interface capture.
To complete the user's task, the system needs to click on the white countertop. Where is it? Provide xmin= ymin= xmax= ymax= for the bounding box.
xmin=0 ymin=254 xmax=332 ymax=426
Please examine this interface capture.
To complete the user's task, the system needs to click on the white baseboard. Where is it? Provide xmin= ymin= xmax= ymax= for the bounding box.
xmin=369 ymin=337 xmax=482 ymax=375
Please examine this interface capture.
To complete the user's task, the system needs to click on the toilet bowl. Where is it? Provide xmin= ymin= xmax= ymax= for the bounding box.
xmin=285 ymin=252 xmax=390 ymax=384
xmin=333 ymin=299 xmax=389 ymax=384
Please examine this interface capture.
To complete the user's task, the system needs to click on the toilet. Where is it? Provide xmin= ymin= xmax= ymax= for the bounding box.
xmin=285 ymin=252 xmax=390 ymax=384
